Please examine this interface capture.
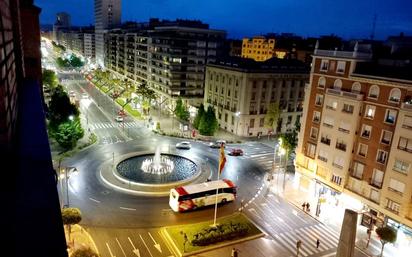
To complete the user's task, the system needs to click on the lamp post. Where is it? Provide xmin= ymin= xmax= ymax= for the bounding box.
xmin=235 ymin=111 xmax=240 ymax=136
xmin=59 ymin=167 xmax=78 ymax=208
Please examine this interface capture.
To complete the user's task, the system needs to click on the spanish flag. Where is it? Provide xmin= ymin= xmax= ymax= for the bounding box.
xmin=219 ymin=143 xmax=226 ymax=174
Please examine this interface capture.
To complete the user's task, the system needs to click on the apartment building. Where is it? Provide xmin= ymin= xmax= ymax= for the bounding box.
xmin=295 ymin=42 xmax=412 ymax=236
xmin=105 ymin=19 xmax=226 ymax=108
xmin=56 ymin=27 xmax=95 ymax=60
xmin=241 ymin=36 xmax=287 ymax=61
xmin=204 ymin=57 xmax=308 ymax=137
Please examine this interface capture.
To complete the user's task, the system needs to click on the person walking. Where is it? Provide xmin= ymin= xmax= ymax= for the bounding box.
xmin=306 ymin=202 xmax=311 ymax=212
xmin=231 ymin=247 xmax=239 ymax=257
xmin=302 ymin=202 xmax=306 ymax=211
xmin=296 ymin=240 xmax=302 ymax=256
xmin=316 ymin=238 xmax=320 ymax=249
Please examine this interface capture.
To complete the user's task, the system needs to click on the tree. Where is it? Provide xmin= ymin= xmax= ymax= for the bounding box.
xmin=264 ymin=102 xmax=280 ymax=131
xmin=42 ymin=69 xmax=58 ymax=90
xmin=199 ymin=106 xmax=218 ymax=136
xmin=278 ymin=130 xmax=298 ymax=164
xmin=193 ymin=103 xmax=205 ymax=129
xmin=54 ymin=119 xmax=84 ymax=150
xmin=136 ymin=82 xmax=156 ymax=115
xmin=61 ymin=207 xmax=82 ymax=243
xmin=174 ymin=98 xmax=190 ymax=121
xmin=71 ymin=247 xmax=99 ymax=257
xmin=376 ymin=226 xmax=397 ymax=257
xmin=48 ymin=85 xmax=79 ymax=128
xmin=69 ymin=55 xmax=84 ymax=67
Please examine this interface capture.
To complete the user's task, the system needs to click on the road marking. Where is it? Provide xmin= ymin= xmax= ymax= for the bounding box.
xmin=119 ymin=206 xmax=136 ymax=211
xmin=128 ymin=237 xmax=141 ymax=257
xmin=89 ymin=197 xmax=101 ymax=203
xmin=148 ymin=232 xmax=162 ymax=253
xmin=115 ymin=237 xmax=127 ymax=257
xmin=139 ymin=234 xmax=154 ymax=257
xmin=105 ymin=242 xmax=116 ymax=257
xmin=320 ymin=252 xmax=336 ymax=257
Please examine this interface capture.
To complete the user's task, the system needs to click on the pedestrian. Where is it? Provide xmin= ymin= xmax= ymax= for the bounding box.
xmin=296 ymin=240 xmax=302 ymax=256
xmin=302 ymin=202 xmax=306 ymax=211
xmin=316 ymin=239 xmax=320 ymax=249
xmin=231 ymin=247 xmax=238 ymax=257
xmin=306 ymin=202 xmax=310 ymax=212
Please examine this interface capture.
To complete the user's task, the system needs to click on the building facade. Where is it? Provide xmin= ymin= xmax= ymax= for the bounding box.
xmin=94 ymin=0 xmax=121 ymax=67
xmin=242 ymin=36 xmax=276 ymax=61
xmin=105 ymin=20 xmax=226 ymax=108
xmin=295 ymin=43 xmax=412 ymax=236
xmin=204 ymin=57 xmax=308 ymax=137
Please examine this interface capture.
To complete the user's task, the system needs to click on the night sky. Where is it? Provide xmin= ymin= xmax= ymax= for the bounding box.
xmin=35 ymin=0 xmax=412 ymax=39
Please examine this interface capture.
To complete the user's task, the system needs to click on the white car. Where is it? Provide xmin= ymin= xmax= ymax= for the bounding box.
xmin=69 ymin=90 xmax=75 ymax=97
xmin=82 ymin=92 xmax=88 ymax=99
xmin=209 ymin=140 xmax=226 ymax=148
xmin=115 ymin=115 xmax=124 ymax=122
xmin=176 ymin=141 xmax=191 ymax=149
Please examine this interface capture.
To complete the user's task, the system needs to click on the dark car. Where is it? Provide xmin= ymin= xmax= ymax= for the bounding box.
xmin=228 ymin=148 xmax=243 ymax=156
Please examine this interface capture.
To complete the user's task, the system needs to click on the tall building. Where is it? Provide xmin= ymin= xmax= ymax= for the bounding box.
xmin=204 ymin=57 xmax=308 ymax=136
xmin=1 ymin=0 xmax=67 ymax=256
xmin=295 ymin=42 xmax=412 ymax=238
xmin=105 ymin=19 xmax=226 ymax=108
xmin=94 ymin=0 xmax=121 ymax=67
xmin=241 ymin=36 xmax=287 ymax=61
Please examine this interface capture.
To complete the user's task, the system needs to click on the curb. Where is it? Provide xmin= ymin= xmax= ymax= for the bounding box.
xmin=78 ymin=225 xmax=100 ymax=255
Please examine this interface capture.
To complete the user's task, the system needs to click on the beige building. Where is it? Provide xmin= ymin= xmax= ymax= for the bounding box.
xmin=204 ymin=57 xmax=308 ymax=137
xmin=241 ymin=36 xmax=286 ymax=61
xmin=295 ymin=42 xmax=412 ymax=237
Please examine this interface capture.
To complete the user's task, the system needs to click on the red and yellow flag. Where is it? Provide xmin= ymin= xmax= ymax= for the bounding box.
xmin=219 ymin=143 xmax=226 ymax=174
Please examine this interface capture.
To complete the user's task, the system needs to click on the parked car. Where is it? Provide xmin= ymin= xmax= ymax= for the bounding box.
xmin=176 ymin=141 xmax=191 ymax=149
xmin=82 ymin=92 xmax=88 ymax=99
xmin=69 ymin=90 xmax=76 ymax=97
xmin=228 ymin=148 xmax=244 ymax=156
xmin=209 ymin=140 xmax=226 ymax=148
xmin=115 ymin=115 xmax=124 ymax=122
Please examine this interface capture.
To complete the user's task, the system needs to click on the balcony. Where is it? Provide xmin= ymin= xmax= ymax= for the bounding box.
xmin=338 ymin=127 xmax=350 ymax=134
xmin=332 ymin=162 xmax=343 ymax=169
xmin=385 ymin=206 xmax=399 ymax=215
xmin=323 ymin=122 xmax=333 ymax=128
xmin=326 ymin=88 xmax=364 ymax=101
xmin=314 ymin=49 xmax=372 ymax=59
xmin=361 ymin=130 xmax=371 ymax=139
xmin=350 ymin=172 xmax=363 ymax=180
xmin=318 ymin=155 xmax=328 ymax=162
xmin=320 ymin=137 xmax=331 ymax=145
xmin=336 ymin=142 xmax=347 ymax=151
xmin=313 ymin=117 xmax=320 ymax=123
xmin=342 ymin=106 xmax=354 ymax=114
xmin=401 ymin=101 xmax=412 ymax=111
xmin=369 ymin=178 xmax=383 ymax=189
xmin=326 ymin=105 xmax=336 ymax=110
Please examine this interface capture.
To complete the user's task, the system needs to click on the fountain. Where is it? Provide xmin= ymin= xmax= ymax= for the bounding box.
xmin=141 ymin=147 xmax=174 ymax=175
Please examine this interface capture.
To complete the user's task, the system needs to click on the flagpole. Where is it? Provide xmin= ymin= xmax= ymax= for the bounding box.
xmin=213 ymin=169 xmax=220 ymax=226
xmin=213 ymin=143 xmax=225 ymax=226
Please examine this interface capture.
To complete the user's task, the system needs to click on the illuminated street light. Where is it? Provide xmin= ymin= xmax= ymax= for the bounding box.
xmin=68 ymin=115 xmax=74 ymax=121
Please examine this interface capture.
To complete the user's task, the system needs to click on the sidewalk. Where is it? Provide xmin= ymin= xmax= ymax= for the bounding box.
xmin=269 ymin=173 xmax=404 ymax=257
xmin=66 ymin=224 xmax=99 ymax=256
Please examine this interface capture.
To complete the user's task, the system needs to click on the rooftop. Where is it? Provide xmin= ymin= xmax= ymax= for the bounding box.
xmin=353 ymin=62 xmax=412 ymax=82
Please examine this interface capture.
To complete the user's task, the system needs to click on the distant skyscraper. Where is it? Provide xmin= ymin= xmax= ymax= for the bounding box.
xmin=94 ymin=0 xmax=121 ymax=67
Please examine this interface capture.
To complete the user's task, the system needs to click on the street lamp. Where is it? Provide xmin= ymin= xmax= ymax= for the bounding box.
xmin=235 ymin=111 xmax=241 ymax=136
xmin=59 ymin=167 xmax=78 ymax=208
xmin=68 ymin=115 xmax=74 ymax=121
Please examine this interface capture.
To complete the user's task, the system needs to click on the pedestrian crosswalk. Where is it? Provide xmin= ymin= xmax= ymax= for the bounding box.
xmin=89 ymin=122 xmax=141 ymax=131
xmin=274 ymin=224 xmax=339 ymax=257
xmin=242 ymin=143 xmax=276 ymax=171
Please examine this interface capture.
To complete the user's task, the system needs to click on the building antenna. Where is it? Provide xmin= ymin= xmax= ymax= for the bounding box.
xmin=370 ymin=14 xmax=377 ymax=40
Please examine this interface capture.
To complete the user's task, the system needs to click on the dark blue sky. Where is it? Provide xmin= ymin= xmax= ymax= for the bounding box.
xmin=35 ymin=0 xmax=412 ymax=39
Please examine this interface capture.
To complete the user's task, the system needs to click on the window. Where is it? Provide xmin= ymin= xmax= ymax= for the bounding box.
xmin=227 ymin=90 xmax=231 ymax=97
xmin=313 ymin=111 xmax=321 ymax=123
xmin=370 ymin=189 xmax=380 ymax=203
xmin=398 ymin=137 xmax=412 ymax=152
xmin=361 ymin=124 xmax=372 ymax=139
xmin=336 ymin=61 xmax=346 ymax=73
xmin=380 ymin=130 xmax=392 ymax=145
xmin=351 ymin=82 xmax=361 ymax=93
xmin=315 ymin=94 xmax=323 ymax=106
xmin=333 ymin=156 xmax=345 ymax=169
xmin=232 ymin=115 xmax=235 ymax=125
xmin=371 ymin=169 xmax=384 ymax=188
xmin=335 ymin=139 xmax=347 ymax=151
xmin=352 ymin=162 xmax=364 ymax=179
xmin=318 ymin=149 xmax=328 ymax=162
xmin=331 ymin=175 xmax=342 ymax=185
xmin=368 ymin=85 xmax=380 ymax=99
xmin=250 ymin=119 xmax=255 ymax=128
xmin=402 ymin=115 xmax=412 ymax=129
xmin=393 ymin=159 xmax=410 ymax=174
xmin=358 ymin=143 xmax=368 ymax=157
xmin=326 ymin=99 xmax=338 ymax=110
xmin=389 ymin=179 xmax=405 ymax=194
xmin=388 ymin=88 xmax=401 ymax=103
xmin=365 ymin=105 xmax=376 ymax=119
xmin=320 ymin=60 xmax=329 ymax=71
xmin=310 ymin=127 xmax=318 ymax=140
xmin=338 ymin=121 xmax=350 ymax=133
xmin=259 ymin=118 xmax=264 ymax=127
xmin=342 ymin=104 xmax=354 ymax=114
xmin=225 ymin=113 xmax=228 ymax=122
xmin=334 ymin=79 xmax=342 ymax=90
xmin=320 ymin=133 xmax=331 ymax=145
xmin=323 ymin=116 xmax=334 ymax=128
xmin=376 ymin=150 xmax=388 ymax=164
xmin=318 ymin=77 xmax=326 ymax=88
xmin=234 ymin=90 xmax=238 ymax=99
xmin=384 ymin=109 xmax=397 ymax=124
xmin=251 ymin=92 xmax=256 ymax=101
xmin=386 ymin=199 xmax=400 ymax=214
xmin=306 ymin=143 xmax=316 ymax=158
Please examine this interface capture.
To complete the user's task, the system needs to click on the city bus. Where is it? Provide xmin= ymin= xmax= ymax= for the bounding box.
xmin=169 ymin=179 xmax=237 ymax=212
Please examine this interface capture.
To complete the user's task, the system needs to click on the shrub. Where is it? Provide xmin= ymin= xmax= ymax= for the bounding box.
xmin=191 ymin=222 xmax=249 ymax=246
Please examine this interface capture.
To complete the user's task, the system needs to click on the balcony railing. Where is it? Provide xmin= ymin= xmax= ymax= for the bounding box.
xmin=332 ymin=162 xmax=343 ymax=169
xmin=313 ymin=117 xmax=320 ymax=123
xmin=385 ymin=206 xmax=399 ymax=215
xmin=323 ymin=122 xmax=333 ymax=128
xmin=369 ymin=179 xmax=383 ymax=189
xmin=314 ymin=49 xmax=372 ymax=59
xmin=336 ymin=142 xmax=347 ymax=151
xmin=338 ymin=127 xmax=350 ymax=134
xmin=350 ymin=172 xmax=363 ymax=180
xmin=401 ymin=102 xmax=412 ymax=111
xmin=320 ymin=137 xmax=331 ymax=145
xmin=361 ymin=130 xmax=371 ymax=139
xmin=326 ymin=88 xmax=363 ymax=100
xmin=318 ymin=156 xmax=328 ymax=162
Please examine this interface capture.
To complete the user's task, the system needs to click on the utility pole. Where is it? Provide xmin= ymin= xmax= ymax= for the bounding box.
xmin=65 ymin=167 xmax=69 ymax=207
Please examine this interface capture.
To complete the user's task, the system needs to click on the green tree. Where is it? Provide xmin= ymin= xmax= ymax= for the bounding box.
xmin=61 ymin=207 xmax=82 ymax=242
xmin=69 ymin=55 xmax=84 ymax=67
xmin=376 ymin=226 xmax=397 ymax=257
xmin=48 ymin=85 xmax=79 ymax=128
xmin=42 ymin=69 xmax=58 ymax=90
xmin=54 ymin=119 xmax=84 ymax=150
xmin=174 ymin=98 xmax=190 ymax=121
xmin=264 ymin=102 xmax=280 ymax=131
xmin=199 ymin=106 xmax=218 ymax=136
xmin=70 ymin=247 xmax=99 ymax=257
xmin=193 ymin=103 xmax=205 ymax=129
xmin=136 ymin=82 xmax=156 ymax=115
xmin=278 ymin=130 xmax=298 ymax=165
xmin=56 ymin=57 xmax=69 ymax=68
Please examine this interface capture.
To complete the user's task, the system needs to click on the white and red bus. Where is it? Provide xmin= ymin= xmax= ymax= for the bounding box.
xmin=169 ymin=179 xmax=237 ymax=212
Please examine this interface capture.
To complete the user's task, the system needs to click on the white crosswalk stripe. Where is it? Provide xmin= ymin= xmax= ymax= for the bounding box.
xmin=89 ymin=122 xmax=140 ymax=131
xmin=273 ymin=224 xmax=339 ymax=257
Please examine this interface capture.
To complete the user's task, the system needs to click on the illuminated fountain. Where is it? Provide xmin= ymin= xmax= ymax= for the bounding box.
xmin=141 ymin=147 xmax=174 ymax=175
